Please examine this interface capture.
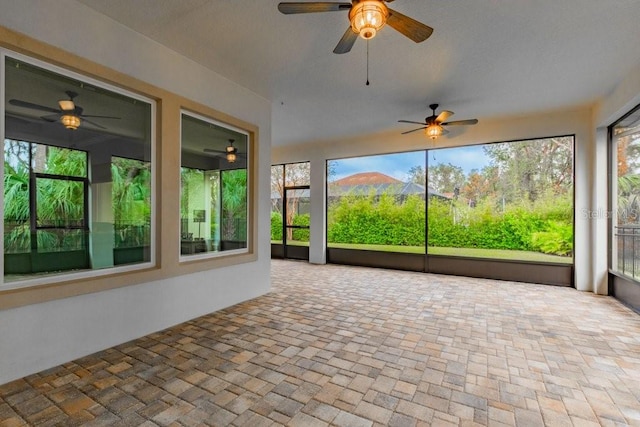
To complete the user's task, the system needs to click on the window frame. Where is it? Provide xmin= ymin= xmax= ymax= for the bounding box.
xmin=1 ymin=48 xmax=157 ymax=291
xmin=324 ymin=133 xmax=577 ymax=270
xmin=178 ymin=110 xmax=250 ymax=263
xmin=609 ymin=102 xmax=640 ymax=282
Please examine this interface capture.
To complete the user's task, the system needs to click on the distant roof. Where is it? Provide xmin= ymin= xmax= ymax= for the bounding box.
xmin=271 ymin=172 xmax=449 ymax=200
xmin=328 ymin=172 xmax=448 ymax=199
xmin=333 ymin=172 xmax=401 ymax=186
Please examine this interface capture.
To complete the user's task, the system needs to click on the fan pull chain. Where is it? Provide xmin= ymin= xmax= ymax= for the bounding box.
xmin=366 ymin=39 xmax=370 ymax=86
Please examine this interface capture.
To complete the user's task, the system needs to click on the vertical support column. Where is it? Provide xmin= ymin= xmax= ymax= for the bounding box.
xmin=593 ymin=127 xmax=610 ymax=294
xmin=203 ymin=171 xmax=212 ymax=242
xmin=90 ymin=153 xmax=115 ymax=269
xmin=309 ymin=158 xmax=326 ymax=264
xmin=574 ymin=123 xmax=593 ymax=291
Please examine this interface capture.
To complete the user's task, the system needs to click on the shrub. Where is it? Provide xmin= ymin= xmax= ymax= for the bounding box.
xmin=531 ymin=221 xmax=573 ymax=256
xmin=328 ymin=193 xmax=425 ymax=246
xmin=270 ymin=211 xmax=283 ymax=241
xmin=292 ymin=213 xmax=310 ymax=241
xmin=327 ymin=190 xmax=573 ymax=256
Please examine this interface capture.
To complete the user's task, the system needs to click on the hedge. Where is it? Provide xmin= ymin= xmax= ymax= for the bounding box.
xmin=326 ymin=192 xmax=573 ymax=256
xmin=273 ymin=192 xmax=573 ymax=256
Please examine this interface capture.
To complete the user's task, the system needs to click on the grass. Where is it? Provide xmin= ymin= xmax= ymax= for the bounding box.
xmin=272 ymin=240 xmax=572 ymax=264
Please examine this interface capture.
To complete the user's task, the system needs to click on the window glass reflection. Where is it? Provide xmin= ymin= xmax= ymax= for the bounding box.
xmin=180 ymin=114 xmax=248 ymax=256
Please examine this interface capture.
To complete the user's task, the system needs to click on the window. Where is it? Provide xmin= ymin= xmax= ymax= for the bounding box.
xmin=611 ymin=104 xmax=640 ymax=279
xmin=271 ymin=162 xmax=310 ymax=251
xmin=427 ymin=137 xmax=574 ymax=263
xmin=180 ymin=113 xmax=248 ymax=257
xmin=3 ymin=55 xmax=154 ymax=283
xmin=325 ymin=138 xmax=574 ymax=264
xmin=327 ymin=152 xmax=426 ymax=253
xmin=271 ymin=165 xmax=284 ymax=243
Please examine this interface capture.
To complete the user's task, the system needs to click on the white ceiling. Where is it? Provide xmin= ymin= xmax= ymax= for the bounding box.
xmin=76 ymin=0 xmax=640 ymax=147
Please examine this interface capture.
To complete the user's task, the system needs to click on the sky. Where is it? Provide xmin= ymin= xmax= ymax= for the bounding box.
xmin=329 ymin=144 xmax=491 ymax=181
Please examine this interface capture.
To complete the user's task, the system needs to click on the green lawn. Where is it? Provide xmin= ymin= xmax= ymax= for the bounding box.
xmin=270 ymin=241 xmax=571 ymax=264
xmin=427 ymin=246 xmax=572 ymax=264
xmin=271 ymin=240 xmax=309 ymax=247
xmin=271 ymin=240 xmax=572 ymax=264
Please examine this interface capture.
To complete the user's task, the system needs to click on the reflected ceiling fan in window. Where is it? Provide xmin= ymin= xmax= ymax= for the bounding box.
xmin=399 ymin=104 xmax=478 ymax=139
xmin=204 ymin=139 xmax=245 ymax=164
xmin=9 ymin=90 xmax=121 ymax=130
xmin=277 ymin=0 xmax=433 ymax=54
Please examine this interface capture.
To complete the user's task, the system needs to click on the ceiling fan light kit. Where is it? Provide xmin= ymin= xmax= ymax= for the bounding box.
xmin=9 ymin=90 xmax=121 ymax=131
xmin=202 ymin=139 xmax=243 ymax=163
xmin=425 ymin=123 xmax=443 ymax=139
xmin=60 ymin=114 xmax=81 ymax=130
xmin=349 ymin=0 xmax=388 ymax=40
xmin=226 ymin=139 xmax=238 ymax=163
xmin=399 ymin=103 xmax=478 ymax=140
xmin=278 ymin=0 xmax=433 ymax=54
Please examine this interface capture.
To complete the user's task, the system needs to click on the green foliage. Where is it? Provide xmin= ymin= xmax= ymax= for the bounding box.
xmin=328 ymin=193 xmax=426 ymax=246
xmin=112 ymin=157 xmax=151 ymax=224
xmin=428 ymin=163 xmax=465 ymax=193
xmin=271 ymin=211 xmax=283 ymax=241
xmin=4 ymin=143 xmax=92 ymax=253
xmin=222 ymin=169 xmax=248 ymax=241
xmin=427 ymin=193 xmax=572 ymax=254
xmin=292 ymin=213 xmax=310 ymax=241
xmin=327 ymin=189 xmax=573 ymax=257
xmin=531 ymin=221 xmax=573 ymax=256
xmin=4 ymin=142 xmax=153 ymax=253
xmin=112 ymin=157 xmax=152 ymax=248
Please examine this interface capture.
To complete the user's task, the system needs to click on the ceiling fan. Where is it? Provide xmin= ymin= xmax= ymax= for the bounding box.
xmin=399 ymin=104 xmax=478 ymax=139
xmin=204 ymin=139 xmax=244 ymax=163
xmin=277 ymin=0 xmax=433 ymax=54
xmin=9 ymin=90 xmax=120 ymax=130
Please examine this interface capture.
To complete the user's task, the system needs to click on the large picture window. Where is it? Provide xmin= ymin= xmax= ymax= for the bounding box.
xmin=611 ymin=105 xmax=640 ymax=279
xmin=3 ymin=55 xmax=154 ymax=283
xmin=180 ymin=113 xmax=248 ymax=258
xmin=325 ymin=137 xmax=574 ymax=264
xmin=428 ymin=137 xmax=574 ymax=263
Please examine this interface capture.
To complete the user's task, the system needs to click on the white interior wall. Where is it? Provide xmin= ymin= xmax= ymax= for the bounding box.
xmin=0 ymin=0 xmax=272 ymax=385
xmin=273 ymin=107 xmax=596 ymax=291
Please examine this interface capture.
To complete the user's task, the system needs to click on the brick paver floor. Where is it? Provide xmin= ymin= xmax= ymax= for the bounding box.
xmin=1 ymin=260 xmax=640 ymax=426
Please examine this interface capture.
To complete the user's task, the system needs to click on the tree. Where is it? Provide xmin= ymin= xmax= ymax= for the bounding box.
xmin=112 ymin=157 xmax=152 ymax=248
xmin=428 ymin=163 xmax=465 ymax=194
xmin=483 ymin=137 xmax=573 ymax=203
xmin=112 ymin=157 xmax=151 ymax=224
xmin=407 ymin=165 xmax=426 ymax=185
xmin=615 ymin=133 xmax=640 ymax=224
xmin=461 ymin=168 xmax=495 ymax=206
xmin=221 ymin=169 xmax=247 ymax=241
